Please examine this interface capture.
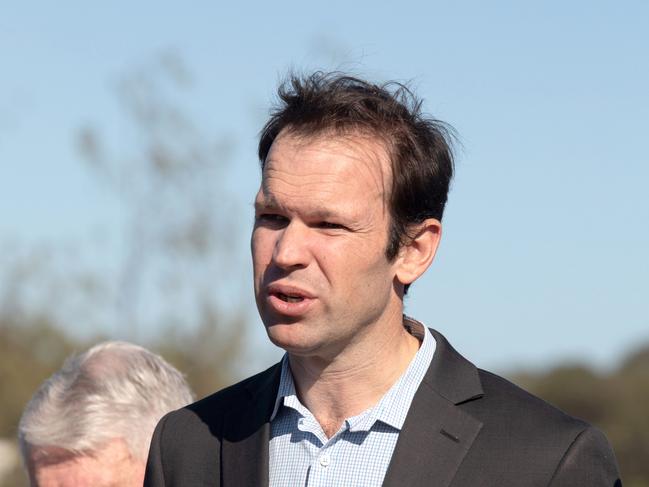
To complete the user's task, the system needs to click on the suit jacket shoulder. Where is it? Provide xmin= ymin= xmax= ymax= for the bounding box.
xmin=383 ymin=328 xmax=621 ymax=486
xmin=434 ymin=333 xmax=620 ymax=486
xmin=144 ymin=363 xmax=281 ymax=487
xmin=465 ymin=368 xmax=620 ymax=486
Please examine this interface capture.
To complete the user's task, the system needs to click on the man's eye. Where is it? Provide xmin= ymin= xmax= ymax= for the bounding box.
xmin=256 ymin=214 xmax=288 ymax=226
xmin=317 ymin=221 xmax=345 ymax=230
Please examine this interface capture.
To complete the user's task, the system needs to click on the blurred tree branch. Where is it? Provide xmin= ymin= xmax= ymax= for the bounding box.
xmin=0 ymin=53 xmax=254 ymax=467
xmin=78 ymin=52 xmax=242 ymax=337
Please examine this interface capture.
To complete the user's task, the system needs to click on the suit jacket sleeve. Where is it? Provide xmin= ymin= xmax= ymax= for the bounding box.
xmin=549 ymin=426 xmax=622 ymax=486
xmin=144 ymin=413 xmax=169 ymax=486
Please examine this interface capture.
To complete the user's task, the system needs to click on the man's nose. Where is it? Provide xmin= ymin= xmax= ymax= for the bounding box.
xmin=272 ymin=222 xmax=310 ymax=269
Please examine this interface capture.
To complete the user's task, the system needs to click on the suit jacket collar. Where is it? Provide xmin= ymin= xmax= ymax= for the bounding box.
xmin=423 ymin=327 xmax=484 ymax=404
xmin=221 ymin=326 xmax=484 ymax=487
xmin=382 ymin=327 xmax=484 ymax=487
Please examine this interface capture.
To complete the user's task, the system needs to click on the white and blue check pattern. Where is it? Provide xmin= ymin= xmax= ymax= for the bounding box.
xmin=269 ymin=319 xmax=436 ymax=487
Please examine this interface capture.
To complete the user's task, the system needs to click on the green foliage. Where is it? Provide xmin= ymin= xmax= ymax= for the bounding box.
xmin=0 ymin=315 xmax=81 ymax=438
xmin=152 ymin=307 xmax=248 ymax=399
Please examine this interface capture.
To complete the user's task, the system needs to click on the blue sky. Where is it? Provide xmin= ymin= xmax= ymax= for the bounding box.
xmin=1 ymin=1 xmax=647 ymax=374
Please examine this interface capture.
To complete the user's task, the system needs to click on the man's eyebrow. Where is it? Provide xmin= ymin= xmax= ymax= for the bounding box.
xmin=254 ymin=197 xmax=342 ymax=220
xmin=308 ymin=209 xmax=338 ymax=220
xmin=254 ymin=194 xmax=280 ymax=209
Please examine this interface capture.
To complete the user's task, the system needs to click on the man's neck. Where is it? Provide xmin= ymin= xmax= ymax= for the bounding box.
xmin=287 ymin=315 xmax=420 ymax=438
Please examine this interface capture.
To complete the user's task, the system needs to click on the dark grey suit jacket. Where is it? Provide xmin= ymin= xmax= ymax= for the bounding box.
xmin=145 ymin=329 xmax=622 ymax=486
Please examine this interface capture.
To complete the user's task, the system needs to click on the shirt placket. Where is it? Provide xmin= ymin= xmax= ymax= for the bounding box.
xmin=300 ymin=416 xmax=347 ymax=487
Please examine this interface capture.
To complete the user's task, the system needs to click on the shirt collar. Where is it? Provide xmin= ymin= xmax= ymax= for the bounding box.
xmin=270 ymin=354 xmax=297 ymax=421
xmin=348 ymin=317 xmax=435 ymax=431
xmin=270 ymin=316 xmax=436 ymax=431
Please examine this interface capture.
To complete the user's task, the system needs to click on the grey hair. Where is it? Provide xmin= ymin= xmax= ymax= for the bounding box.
xmin=18 ymin=341 xmax=194 ymax=461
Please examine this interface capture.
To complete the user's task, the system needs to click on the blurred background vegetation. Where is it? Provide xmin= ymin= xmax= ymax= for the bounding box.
xmin=1 ymin=57 xmax=646 ymax=486
xmin=0 ymin=57 xmax=256 ymax=486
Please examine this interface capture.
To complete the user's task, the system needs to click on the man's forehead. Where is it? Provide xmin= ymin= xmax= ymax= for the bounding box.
xmin=261 ymin=131 xmax=392 ymax=201
xmin=29 ymin=438 xmax=131 ymax=465
xmin=29 ymin=445 xmax=78 ymax=466
xmin=29 ymin=439 xmax=139 ymax=487
xmin=267 ymin=130 xmax=392 ymax=173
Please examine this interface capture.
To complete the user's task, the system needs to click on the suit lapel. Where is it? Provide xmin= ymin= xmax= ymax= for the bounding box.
xmin=382 ymin=326 xmax=484 ymax=487
xmin=221 ymin=364 xmax=281 ymax=487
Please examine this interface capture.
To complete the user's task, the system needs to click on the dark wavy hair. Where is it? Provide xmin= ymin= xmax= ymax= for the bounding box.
xmin=258 ymin=72 xmax=455 ymax=291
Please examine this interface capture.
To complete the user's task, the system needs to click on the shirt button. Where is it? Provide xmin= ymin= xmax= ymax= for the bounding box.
xmin=319 ymin=454 xmax=330 ymax=467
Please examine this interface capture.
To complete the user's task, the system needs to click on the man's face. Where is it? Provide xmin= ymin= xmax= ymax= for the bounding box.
xmin=27 ymin=438 xmax=144 ymax=487
xmin=251 ymin=131 xmax=404 ymax=359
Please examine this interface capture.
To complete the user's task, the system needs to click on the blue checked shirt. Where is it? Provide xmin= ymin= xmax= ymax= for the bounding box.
xmin=269 ymin=318 xmax=436 ymax=487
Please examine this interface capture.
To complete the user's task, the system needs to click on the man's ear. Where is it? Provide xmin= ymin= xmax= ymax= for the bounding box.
xmin=394 ymin=219 xmax=442 ymax=286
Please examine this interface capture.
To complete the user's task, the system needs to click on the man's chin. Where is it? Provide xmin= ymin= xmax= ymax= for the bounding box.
xmin=265 ymin=323 xmax=320 ymax=355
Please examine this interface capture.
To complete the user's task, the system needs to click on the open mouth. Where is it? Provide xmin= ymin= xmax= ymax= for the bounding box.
xmin=275 ymin=292 xmax=304 ymax=303
xmin=266 ymin=285 xmax=313 ymax=315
